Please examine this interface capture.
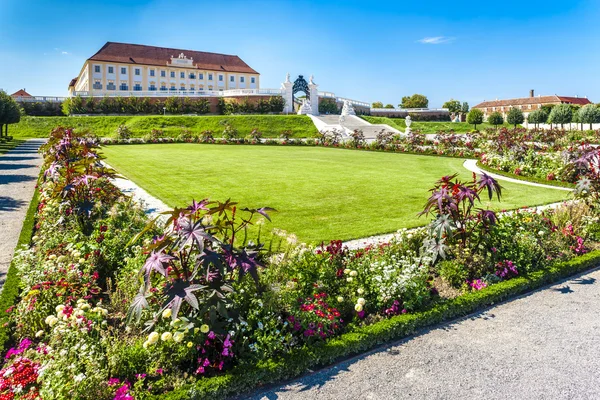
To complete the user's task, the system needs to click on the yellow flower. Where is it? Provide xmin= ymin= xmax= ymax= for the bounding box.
xmin=357 ymin=298 xmax=366 ymax=306
xmin=147 ymin=332 xmax=159 ymax=345
xmin=200 ymin=324 xmax=210 ymax=333
xmin=161 ymin=332 xmax=173 ymax=342
xmin=349 ymin=270 xmax=358 ymax=277
xmin=173 ymin=332 xmax=185 ymax=343
xmin=337 ymin=296 xmax=344 ymax=303
xmin=162 ymin=309 xmax=172 ymax=319
xmin=354 ymin=304 xmax=363 ymax=312
xmin=187 ymin=341 xmax=193 ymax=348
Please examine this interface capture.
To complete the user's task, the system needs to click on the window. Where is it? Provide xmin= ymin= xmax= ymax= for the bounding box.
xmin=170 ymin=85 xmax=176 ymax=91
xmin=134 ymin=83 xmax=142 ymax=91
xmin=230 ymin=76 xmax=234 ymax=82
xmin=107 ymin=82 xmax=116 ymax=91
xmin=119 ymin=83 xmax=128 ymax=91
xmin=208 ymin=85 xmax=213 ymax=90
xmin=189 ymin=73 xmax=195 ymax=79
xmin=208 ymin=74 xmax=213 ymax=81
xmin=189 ymin=86 xmax=195 ymax=92
xmin=93 ymin=81 xmax=102 ymax=89
xmin=108 ymin=66 xmax=114 ymax=74
xmin=150 ymin=70 xmax=155 ymax=77
xmin=94 ymin=65 xmax=101 ymax=73
xmin=219 ymin=75 xmax=223 ymax=81
xmin=180 ymin=85 xmax=186 ymax=91
xmin=199 ymin=73 xmax=204 ymax=80
xmin=161 ymin=70 xmax=166 ymax=77
xmin=121 ymin=67 xmax=127 ymax=74
xmin=149 ymin=84 xmax=156 ymax=91
xmin=251 ymin=77 xmax=255 ymax=84
xmin=160 ymin=84 xmax=167 ymax=91
xmin=240 ymin=77 xmax=245 ymax=83
xmin=170 ymin=71 xmax=175 ymax=78
xmin=135 ymin=68 xmax=140 ymax=76
xmin=180 ymin=72 xmax=185 ymax=79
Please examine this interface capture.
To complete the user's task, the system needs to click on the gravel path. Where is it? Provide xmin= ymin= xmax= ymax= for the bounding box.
xmin=463 ymin=159 xmax=573 ymax=191
xmin=248 ymin=267 xmax=600 ymax=400
xmin=0 ymin=140 xmax=44 ymax=288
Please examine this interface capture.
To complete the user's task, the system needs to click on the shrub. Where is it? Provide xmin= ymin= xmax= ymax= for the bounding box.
xmin=548 ymin=104 xmax=573 ymax=128
xmin=506 ymin=108 xmax=525 ymax=128
xmin=527 ymin=109 xmax=548 ymax=129
xmin=487 ymin=111 xmax=504 ymax=128
xmin=115 ymin=124 xmax=132 ymax=140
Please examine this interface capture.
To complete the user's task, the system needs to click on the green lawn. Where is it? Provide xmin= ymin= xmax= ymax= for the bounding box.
xmin=363 ymin=116 xmax=515 ymax=134
xmin=102 ymin=144 xmax=569 ymax=244
xmin=11 ymin=115 xmax=318 ymax=139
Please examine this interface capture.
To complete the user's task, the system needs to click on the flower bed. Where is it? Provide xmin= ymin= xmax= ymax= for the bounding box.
xmin=3 ymin=127 xmax=600 ymax=399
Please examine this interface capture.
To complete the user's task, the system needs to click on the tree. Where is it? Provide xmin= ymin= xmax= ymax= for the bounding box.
xmin=527 ymin=109 xmax=548 ymax=129
xmin=384 ymin=104 xmax=395 ymax=109
xmin=461 ymin=102 xmax=470 ymax=115
xmin=400 ymin=94 xmax=428 ymax=109
xmin=0 ymin=91 xmax=21 ymax=139
xmin=577 ymin=104 xmax=600 ymax=130
xmin=548 ymin=104 xmax=573 ymax=129
xmin=466 ymin=108 xmax=484 ymax=130
xmin=372 ymin=101 xmax=383 ymax=108
xmin=506 ymin=107 xmax=524 ymax=129
xmin=487 ymin=111 xmax=504 ymax=128
xmin=442 ymin=99 xmax=461 ymax=114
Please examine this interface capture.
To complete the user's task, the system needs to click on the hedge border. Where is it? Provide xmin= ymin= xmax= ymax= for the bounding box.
xmin=0 ymin=185 xmax=39 ymax=353
xmin=156 ymin=249 xmax=600 ymax=400
xmin=476 ymin=160 xmax=575 ymax=189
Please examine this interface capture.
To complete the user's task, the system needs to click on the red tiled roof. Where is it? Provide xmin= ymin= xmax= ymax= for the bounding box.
xmin=10 ymin=89 xmax=32 ymax=97
xmin=68 ymin=78 xmax=78 ymax=88
xmin=88 ymin=42 xmax=259 ymax=74
xmin=474 ymin=95 xmax=592 ymax=109
xmin=556 ymin=96 xmax=592 ymax=105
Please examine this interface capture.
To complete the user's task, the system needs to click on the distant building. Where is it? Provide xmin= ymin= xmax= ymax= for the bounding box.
xmin=68 ymin=42 xmax=260 ymax=96
xmin=10 ymin=89 xmax=32 ymax=98
xmin=473 ymin=90 xmax=592 ymax=119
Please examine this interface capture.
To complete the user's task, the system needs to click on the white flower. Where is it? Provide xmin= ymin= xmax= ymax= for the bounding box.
xmin=357 ymin=298 xmax=366 ymax=306
xmin=538 ymin=230 xmax=545 ymax=236
xmin=354 ymin=304 xmax=363 ymax=312
xmin=161 ymin=332 xmax=173 ymax=342
xmin=350 ymin=270 xmax=358 ymax=277
xmin=346 ymin=277 xmax=353 ymax=283
xmin=147 ymin=331 xmax=159 ymax=345
xmin=45 ymin=315 xmax=58 ymax=327
xmin=344 ymin=269 xmax=351 ymax=275
xmin=162 ymin=308 xmax=172 ymax=319
xmin=74 ymin=373 xmax=86 ymax=382
xmin=337 ymin=296 xmax=344 ymax=303
xmin=55 ymin=305 xmax=65 ymax=313
xmin=357 ymin=288 xmax=364 ymax=295
xmin=35 ymin=330 xmax=44 ymax=338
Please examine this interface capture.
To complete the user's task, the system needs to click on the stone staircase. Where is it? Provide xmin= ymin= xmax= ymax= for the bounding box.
xmin=310 ymin=115 xmax=402 ymax=139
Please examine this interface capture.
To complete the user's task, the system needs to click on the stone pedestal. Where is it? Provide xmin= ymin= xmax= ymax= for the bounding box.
xmin=281 ymin=73 xmax=294 ymax=114
xmin=309 ymin=80 xmax=319 ymax=115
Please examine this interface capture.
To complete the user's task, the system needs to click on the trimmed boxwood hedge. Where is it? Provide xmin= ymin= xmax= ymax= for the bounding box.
xmin=156 ymin=249 xmax=600 ymax=400
xmin=476 ymin=161 xmax=575 ymax=189
xmin=0 ymin=186 xmax=39 ymax=353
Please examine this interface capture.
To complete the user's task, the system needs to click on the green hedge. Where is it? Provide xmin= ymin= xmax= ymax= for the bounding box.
xmin=0 ymin=186 xmax=39 ymax=353
xmin=157 ymin=249 xmax=600 ymax=399
xmin=476 ymin=161 xmax=575 ymax=189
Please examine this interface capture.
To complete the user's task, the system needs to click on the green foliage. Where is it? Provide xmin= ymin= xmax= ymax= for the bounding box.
xmin=442 ymin=99 xmax=461 ymax=114
xmin=527 ymin=109 xmax=548 ymax=128
xmin=461 ymin=102 xmax=470 ymax=114
xmin=0 ymin=90 xmax=22 ymax=137
xmin=506 ymin=108 xmax=525 ymax=128
xmin=487 ymin=111 xmax=504 ymax=127
xmin=372 ymin=101 xmax=384 ymax=108
xmin=400 ymin=94 xmax=429 ymax=109
xmin=384 ymin=104 xmax=395 ymax=109
xmin=577 ymin=104 xmax=600 ymax=129
xmin=548 ymin=104 xmax=573 ymax=127
xmin=438 ymin=260 xmax=468 ymax=288
xmin=19 ymin=101 xmax=64 ymax=116
xmin=466 ymin=108 xmax=484 ymax=129
xmin=318 ymin=99 xmax=339 ymax=114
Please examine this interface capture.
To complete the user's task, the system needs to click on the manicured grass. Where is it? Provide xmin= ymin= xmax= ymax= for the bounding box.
xmin=11 ymin=115 xmax=319 ymax=139
xmin=102 ymin=144 xmax=569 ymax=244
xmin=0 ymin=139 xmax=25 ymax=155
xmin=363 ymin=116 xmax=515 ymax=134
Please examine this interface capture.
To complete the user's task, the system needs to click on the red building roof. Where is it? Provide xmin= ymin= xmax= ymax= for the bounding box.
xmin=10 ymin=89 xmax=32 ymax=97
xmin=88 ymin=42 xmax=259 ymax=74
xmin=474 ymin=95 xmax=592 ymax=109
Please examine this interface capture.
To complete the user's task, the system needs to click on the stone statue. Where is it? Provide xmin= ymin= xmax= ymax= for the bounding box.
xmin=309 ymin=75 xmax=314 ymax=85
xmin=405 ymin=115 xmax=412 ymax=133
xmin=341 ymin=100 xmax=356 ymax=117
xmin=298 ymin=99 xmax=312 ymax=115
xmin=339 ymin=114 xmax=345 ymax=125
xmin=285 ymin=72 xmax=291 ymax=83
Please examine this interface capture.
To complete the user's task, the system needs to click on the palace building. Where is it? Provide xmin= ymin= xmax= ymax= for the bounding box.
xmin=68 ymin=42 xmax=260 ymax=96
xmin=473 ymin=90 xmax=592 ymax=119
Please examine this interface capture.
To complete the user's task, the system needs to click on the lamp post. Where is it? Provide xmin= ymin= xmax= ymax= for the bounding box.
xmin=163 ymin=107 xmax=166 ymax=116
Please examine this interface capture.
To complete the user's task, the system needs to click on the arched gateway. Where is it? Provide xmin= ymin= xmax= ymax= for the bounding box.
xmin=281 ymin=73 xmax=319 ymax=115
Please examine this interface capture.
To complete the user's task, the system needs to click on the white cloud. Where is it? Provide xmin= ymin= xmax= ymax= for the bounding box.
xmin=61 ymin=51 xmax=70 ymax=55
xmin=418 ymin=36 xmax=455 ymax=44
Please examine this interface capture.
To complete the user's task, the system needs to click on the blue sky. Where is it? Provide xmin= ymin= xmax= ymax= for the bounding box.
xmin=1 ymin=0 xmax=599 ymax=107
